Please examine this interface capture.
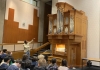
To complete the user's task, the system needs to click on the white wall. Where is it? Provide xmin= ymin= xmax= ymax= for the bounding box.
xmin=52 ymin=0 xmax=58 ymax=14
xmin=5 ymin=0 xmax=39 ymax=29
xmin=53 ymin=0 xmax=100 ymax=65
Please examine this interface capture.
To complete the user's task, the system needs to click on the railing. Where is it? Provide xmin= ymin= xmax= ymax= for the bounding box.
xmin=0 ymin=42 xmax=50 ymax=59
xmin=0 ymin=42 xmax=43 ymax=51
xmin=33 ymin=42 xmax=50 ymax=53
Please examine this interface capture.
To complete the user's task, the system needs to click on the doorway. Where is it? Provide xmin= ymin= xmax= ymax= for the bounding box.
xmin=43 ymin=0 xmax=52 ymax=49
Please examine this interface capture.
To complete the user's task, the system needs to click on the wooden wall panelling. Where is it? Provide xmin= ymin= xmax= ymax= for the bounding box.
xmin=74 ymin=11 xmax=82 ymax=35
xmin=32 ymin=9 xmax=39 ymax=42
xmin=12 ymin=51 xmax=24 ymax=60
xmin=8 ymin=8 xmax=14 ymax=21
xmin=18 ymin=29 xmax=21 ymax=41
xmin=28 ymin=26 xmax=33 ymax=40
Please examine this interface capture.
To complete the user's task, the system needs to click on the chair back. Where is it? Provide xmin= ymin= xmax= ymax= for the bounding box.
xmin=0 ymin=68 xmax=6 ymax=70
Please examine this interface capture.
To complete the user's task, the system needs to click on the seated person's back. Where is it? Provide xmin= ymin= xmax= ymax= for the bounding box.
xmin=0 ymin=49 xmax=7 ymax=59
xmin=21 ymin=54 xmax=32 ymax=69
xmin=31 ymin=56 xmax=38 ymax=66
xmin=0 ymin=56 xmax=10 ymax=69
xmin=7 ymin=59 xmax=22 ymax=70
xmin=7 ymin=51 xmax=15 ymax=65
xmin=58 ymin=59 xmax=69 ymax=70
xmin=34 ymin=59 xmax=47 ymax=70
xmin=46 ymin=58 xmax=58 ymax=70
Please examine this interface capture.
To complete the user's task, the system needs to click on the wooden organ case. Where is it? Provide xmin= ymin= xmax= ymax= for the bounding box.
xmin=48 ymin=2 xmax=87 ymax=67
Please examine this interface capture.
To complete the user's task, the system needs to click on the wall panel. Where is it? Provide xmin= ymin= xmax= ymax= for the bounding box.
xmin=3 ymin=8 xmax=39 ymax=43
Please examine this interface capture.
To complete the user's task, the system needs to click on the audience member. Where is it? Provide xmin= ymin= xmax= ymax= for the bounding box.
xmin=0 ymin=56 xmax=10 ymax=69
xmin=46 ymin=58 xmax=58 ymax=70
xmin=7 ymin=59 xmax=22 ymax=70
xmin=38 ymin=54 xmax=45 ymax=60
xmin=31 ymin=56 xmax=38 ymax=66
xmin=0 ymin=49 xmax=7 ymax=59
xmin=33 ymin=59 xmax=47 ymax=70
xmin=21 ymin=54 xmax=32 ymax=70
xmin=30 ymin=56 xmax=38 ymax=70
xmin=0 ymin=50 xmax=2 ymax=63
xmin=7 ymin=51 xmax=15 ymax=65
xmin=58 ymin=59 xmax=69 ymax=70
xmin=0 ymin=50 xmax=2 ymax=55
xmin=37 ymin=54 xmax=47 ymax=67
xmin=22 ymin=54 xmax=32 ymax=62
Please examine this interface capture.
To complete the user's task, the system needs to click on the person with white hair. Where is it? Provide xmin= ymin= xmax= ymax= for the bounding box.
xmin=38 ymin=54 xmax=45 ymax=60
xmin=37 ymin=54 xmax=47 ymax=67
xmin=34 ymin=59 xmax=47 ymax=70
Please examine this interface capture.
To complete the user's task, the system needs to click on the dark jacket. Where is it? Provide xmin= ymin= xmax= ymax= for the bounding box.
xmin=7 ymin=64 xmax=19 ymax=70
xmin=21 ymin=59 xmax=32 ymax=69
xmin=0 ymin=63 xmax=9 ymax=69
xmin=0 ymin=53 xmax=7 ymax=59
xmin=33 ymin=66 xmax=46 ymax=70
xmin=8 ymin=55 xmax=15 ymax=63
xmin=46 ymin=63 xmax=58 ymax=70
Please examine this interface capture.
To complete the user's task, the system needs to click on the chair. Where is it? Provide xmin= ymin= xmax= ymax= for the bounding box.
xmin=30 ymin=65 xmax=35 ymax=70
xmin=0 ymin=68 xmax=6 ymax=70
xmin=21 ymin=62 xmax=26 ymax=69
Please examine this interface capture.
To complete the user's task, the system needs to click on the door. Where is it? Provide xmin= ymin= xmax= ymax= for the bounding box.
xmin=71 ymin=45 xmax=76 ymax=67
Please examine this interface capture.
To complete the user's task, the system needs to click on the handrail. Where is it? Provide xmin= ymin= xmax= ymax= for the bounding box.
xmin=0 ymin=42 xmax=43 ymax=45
xmin=0 ymin=42 xmax=43 ymax=52
xmin=33 ymin=42 xmax=50 ymax=53
xmin=10 ymin=42 xmax=50 ymax=59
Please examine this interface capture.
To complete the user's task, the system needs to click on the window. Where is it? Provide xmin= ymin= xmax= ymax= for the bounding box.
xmin=21 ymin=0 xmax=39 ymax=7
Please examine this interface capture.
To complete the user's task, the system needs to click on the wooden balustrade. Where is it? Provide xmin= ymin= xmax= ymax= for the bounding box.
xmin=32 ymin=42 xmax=50 ymax=53
xmin=0 ymin=42 xmax=50 ymax=60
